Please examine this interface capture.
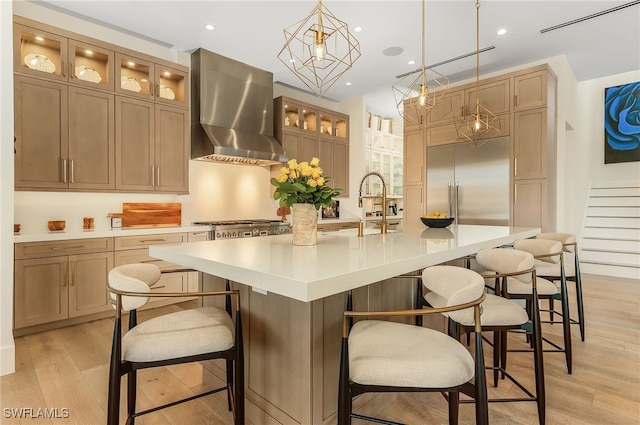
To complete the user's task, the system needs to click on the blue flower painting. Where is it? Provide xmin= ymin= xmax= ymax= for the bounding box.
xmin=604 ymin=81 xmax=640 ymax=164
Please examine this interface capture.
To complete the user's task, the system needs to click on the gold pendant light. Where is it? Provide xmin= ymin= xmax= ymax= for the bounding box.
xmin=456 ymin=0 xmax=499 ymax=146
xmin=277 ymin=0 xmax=361 ymax=97
xmin=393 ymin=0 xmax=448 ymax=127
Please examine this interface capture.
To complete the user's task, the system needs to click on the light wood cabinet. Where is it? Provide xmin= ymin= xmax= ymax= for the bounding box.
xmin=514 ymin=108 xmax=548 ymax=180
xmin=317 ymin=221 xmax=359 ymax=232
xmin=14 ymin=238 xmax=113 ymax=331
xmin=403 ymin=128 xmax=425 ymax=186
xmin=14 ymin=75 xmax=68 ymax=190
xmin=114 ymin=233 xmax=195 ymax=307
xmin=403 ymin=185 xmax=425 ymax=230
xmin=115 ymin=97 xmax=188 ymax=193
xmin=513 ymin=179 xmax=548 ymax=229
xmin=13 ymin=16 xmax=190 ymax=194
xmin=275 ymin=96 xmax=350 ymax=198
xmin=14 ymin=22 xmax=115 ymax=91
xmin=319 ymin=137 xmax=349 ymax=196
xmin=14 ymin=77 xmax=115 ymax=190
xmin=115 ymin=52 xmax=188 ymax=108
xmin=514 ymin=69 xmax=556 ymax=112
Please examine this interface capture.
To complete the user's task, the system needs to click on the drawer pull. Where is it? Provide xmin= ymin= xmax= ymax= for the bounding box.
xmin=151 ymin=285 xmax=166 ymax=290
xmin=139 ymin=239 xmax=166 ymax=243
xmin=52 ymin=245 xmax=85 ymax=250
xmin=140 ymin=259 xmax=163 ymax=263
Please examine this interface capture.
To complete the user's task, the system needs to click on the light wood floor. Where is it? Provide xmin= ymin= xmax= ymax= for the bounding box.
xmin=1 ymin=274 xmax=638 ymax=425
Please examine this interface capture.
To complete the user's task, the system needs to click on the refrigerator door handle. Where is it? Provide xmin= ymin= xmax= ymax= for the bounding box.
xmin=454 ymin=181 xmax=461 ymax=224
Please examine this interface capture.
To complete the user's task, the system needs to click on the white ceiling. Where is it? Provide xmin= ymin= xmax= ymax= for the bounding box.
xmin=37 ymin=0 xmax=640 ymax=117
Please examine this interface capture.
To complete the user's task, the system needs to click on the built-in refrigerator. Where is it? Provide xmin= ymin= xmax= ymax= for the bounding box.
xmin=426 ymin=137 xmax=510 ymax=225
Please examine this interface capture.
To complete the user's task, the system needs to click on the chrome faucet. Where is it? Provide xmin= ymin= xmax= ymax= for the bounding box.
xmin=358 ymin=171 xmax=387 ymax=236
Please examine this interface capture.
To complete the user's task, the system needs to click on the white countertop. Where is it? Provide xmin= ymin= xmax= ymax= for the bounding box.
xmin=149 ymin=224 xmax=540 ymax=302
xmin=13 ymin=225 xmax=211 ymax=243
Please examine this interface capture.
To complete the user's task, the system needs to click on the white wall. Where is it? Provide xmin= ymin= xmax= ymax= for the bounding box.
xmin=1 ymin=0 xmax=16 ymax=375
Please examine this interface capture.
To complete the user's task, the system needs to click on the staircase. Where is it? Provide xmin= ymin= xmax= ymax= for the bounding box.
xmin=580 ymin=181 xmax=640 ymax=279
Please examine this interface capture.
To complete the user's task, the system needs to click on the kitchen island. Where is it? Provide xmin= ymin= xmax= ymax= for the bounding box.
xmin=150 ymin=224 xmax=539 ymax=425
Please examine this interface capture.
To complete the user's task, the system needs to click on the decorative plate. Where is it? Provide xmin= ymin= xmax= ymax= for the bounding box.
xmin=75 ymin=65 xmax=102 ymax=83
xmin=159 ymin=85 xmax=175 ymax=100
xmin=121 ymin=76 xmax=141 ymax=92
xmin=24 ymin=54 xmax=55 ymax=73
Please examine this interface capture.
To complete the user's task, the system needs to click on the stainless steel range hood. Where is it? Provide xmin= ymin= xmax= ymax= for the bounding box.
xmin=191 ymin=48 xmax=288 ymax=166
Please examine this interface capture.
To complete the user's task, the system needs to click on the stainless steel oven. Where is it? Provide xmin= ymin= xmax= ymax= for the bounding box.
xmin=192 ymin=219 xmax=290 ymax=240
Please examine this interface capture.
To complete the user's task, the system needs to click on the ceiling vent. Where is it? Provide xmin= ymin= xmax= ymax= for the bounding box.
xmin=395 ymin=46 xmax=495 ymax=79
xmin=540 ymin=0 xmax=640 ymax=33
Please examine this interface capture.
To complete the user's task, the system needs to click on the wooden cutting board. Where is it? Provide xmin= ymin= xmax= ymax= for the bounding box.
xmin=122 ymin=203 xmax=181 ymax=228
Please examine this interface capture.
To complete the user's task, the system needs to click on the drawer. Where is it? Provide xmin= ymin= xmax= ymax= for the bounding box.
xmin=114 ymin=248 xmax=179 ymax=271
xmin=15 ymin=238 xmax=113 ymax=260
xmin=114 ymin=232 xmax=186 ymax=250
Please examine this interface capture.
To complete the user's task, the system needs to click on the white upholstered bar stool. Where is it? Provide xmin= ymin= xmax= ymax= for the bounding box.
xmin=513 ymin=238 xmax=573 ymax=374
xmin=338 ymin=265 xmax=488 ymax=425
xmin=535 ymin=233 xmax=585 ymax=341
xmin=425 ymin=249 xmax=546 ymax=425
xmin=107 ymin=264 xmax=244 ymax=425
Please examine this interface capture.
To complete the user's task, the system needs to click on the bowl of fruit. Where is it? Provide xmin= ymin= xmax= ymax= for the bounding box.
xmin=420 ymin=212 xmax=454 ymax=228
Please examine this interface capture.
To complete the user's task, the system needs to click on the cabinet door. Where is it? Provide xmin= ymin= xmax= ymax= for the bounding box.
xmin=115 ymin=96 xmax=154 ymax=191
xmin=155 ymin=104 xmax=189 ymax=193
xmin=14 ymin=257 xmax=68 ymax=328
xmin=403 ymin=129 xmax=425 ymax=185
xmin=14 ymin=76 xmax=68 ymax=189
xmin=68 ymin=39 xmax=115 ymax=91
xmin=427 ymin=123 xmax=459 ymax=146
xmin=68 ymin=252 xmax=113 ymax=318
xmin=403 ymin=185 xmax=424 ymax=230
xmin=68 ymin=86 xmax=115 ymax=189
xmin=282 ymin=131 xmax=318 ymax=162
xmin=513 ymin=179 xmax=547 ymax=230
xmin=115 ymin=53 xmax=154 ymax=99
xmin=332 ymin=140 xmax=349 ymax=197
xmin=514 ymin=108 xmax=547 ymax=180
xmin=154 ymin=64 xmax=188 ymax=107
xmin=427 ymin=89 xmax=464 ymax=125
xmin=14 ymin=24 xmax=68 ymax=82
xmin=514 ymin=70 xmax=549 ymax=111
xmin=467 ymin=78 xmax=510 ymax=114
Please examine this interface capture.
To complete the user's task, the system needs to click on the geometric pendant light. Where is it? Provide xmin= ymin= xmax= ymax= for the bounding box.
xmin=455 ymin=0 xmax=499 ymax=146
xmin=392 ymin=0 xmax=448 ymax=127
xmin=277 ymin=0 xmax=361 ymax=97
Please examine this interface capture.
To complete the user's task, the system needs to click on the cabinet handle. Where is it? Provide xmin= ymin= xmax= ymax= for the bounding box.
xmin=69 ymin=62 xmax=74 ymax=78
xmin=514 ymin=158 xmax=518 ymax=177
xmin=156 ymin=166 xmax=160 ymax=187
xmin=61 ymin=60 xmax=66 ymax=77
xmin=70 ymin=159 xmax=74 ymax=183
xmin=52 ymin=245 xmax=85 ymax=250
xmin=150 ymin=83 xmax=155 ymax=97
xmin=62 ymin=159 xmax=68 ymax=183
xmin=514 ymin=184 xmax=518 ymax=203
xmin=62 ymin=262 xmax=68 ymax=287
xmin=514 ymin=95 xmax=518 ymax=107
xmin=155 ymin=83 xmax=160 ymax=97
xmin=70 ymin=260 xmax=76 ymax=286
xmin=151 ymin=166 xmax=155 ymax=186
xmin=139 ymin=239 xmax=167 ymax=243
xmin=140 ymin=259 xmax=163 ymax=263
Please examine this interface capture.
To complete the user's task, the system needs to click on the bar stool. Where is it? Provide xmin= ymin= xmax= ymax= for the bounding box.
xmin=424 ymin=249 xmax=546 ymax=425
xmin=106 ymin=264 xmax=244 ymax=425
xmin=513 ymin=238 xmax=573 ymax=374
xmin=535 ymin=233 xmax=585 ymax=341
xmin=338 ymin=265 xmax=488 ymax=425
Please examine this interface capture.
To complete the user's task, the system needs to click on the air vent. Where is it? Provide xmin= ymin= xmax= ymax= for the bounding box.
xmin=540 ymin=0 xmax=640 ymax=33
xmin=395 ymin=46 xmax=495 ymax=79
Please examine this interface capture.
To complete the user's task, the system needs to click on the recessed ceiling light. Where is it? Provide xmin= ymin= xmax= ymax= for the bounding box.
xmin=204 ymin=24 xmax=215 ymax=31
xmin=85 ymin=50 xmax=93 ymax=55
xmin=408 ymin=60 xmax=415 ymax=65
xmin=346 ymin=82 xmax=352 ymax=86
xmin=497 ymin=28 xmax=507 ymax=35
xmin=35 ymin=36 xmax=44 ymax=41
xmin=128 ymin=61 xmax=135 ymax=67
xmin=164 ymin=71 xmax=171 ymax=76
xmin=354 ymin=26 xmax=362 ymax=32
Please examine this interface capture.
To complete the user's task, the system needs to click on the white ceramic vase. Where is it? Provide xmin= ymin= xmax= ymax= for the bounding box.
xmin=291 ymin=203 xmax=318 ymax=246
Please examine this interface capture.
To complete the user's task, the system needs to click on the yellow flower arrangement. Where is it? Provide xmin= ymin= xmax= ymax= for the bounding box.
xmin=271 ymin=157 xmax=341 ymax=210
